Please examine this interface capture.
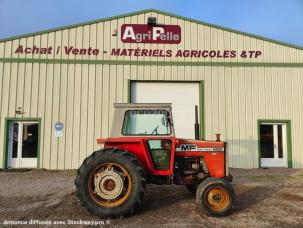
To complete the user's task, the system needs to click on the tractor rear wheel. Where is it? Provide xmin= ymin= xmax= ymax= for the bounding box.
xmin=75 ymin=148 xmax=146 ymax=218
xmin=196 ymin=178 xmax=235 ymax=216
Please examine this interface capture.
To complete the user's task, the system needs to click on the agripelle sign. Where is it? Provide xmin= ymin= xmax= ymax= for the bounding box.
xmin=13 ymin=23 xmax=262 ymax=59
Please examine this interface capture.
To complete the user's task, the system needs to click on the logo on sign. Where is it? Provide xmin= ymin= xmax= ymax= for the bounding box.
xmin=179 ymin=144 xmax=197 ymax=151
xmin=121 ymin=24 xmax=181 ymax=44
xmin=176 ymin=144 xmax=224 ymax=152
xmin=55 ymin=122 xmax=63 ymax=131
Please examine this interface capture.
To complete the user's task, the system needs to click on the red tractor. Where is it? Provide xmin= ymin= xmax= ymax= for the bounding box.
xmin=75 ymin=103 xmax=235 ymax=217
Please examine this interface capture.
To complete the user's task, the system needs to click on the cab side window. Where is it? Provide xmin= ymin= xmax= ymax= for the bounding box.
xmin=147 ymin=140 xmax=172 ymax=170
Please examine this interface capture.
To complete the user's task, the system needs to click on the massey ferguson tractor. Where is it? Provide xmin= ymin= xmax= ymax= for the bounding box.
xmin=75 ymin=103 xmax=235 ymax=217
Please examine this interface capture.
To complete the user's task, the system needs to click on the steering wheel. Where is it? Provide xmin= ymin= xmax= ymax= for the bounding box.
xmin=151 ymin=125 xmax=159 ymax=135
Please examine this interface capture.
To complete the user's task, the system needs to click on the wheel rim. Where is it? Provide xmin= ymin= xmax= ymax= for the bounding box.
xmin=205 ymin=187 xmax=230 ymax=211
xmin=88 ymin=163 xmax=132 ymax=208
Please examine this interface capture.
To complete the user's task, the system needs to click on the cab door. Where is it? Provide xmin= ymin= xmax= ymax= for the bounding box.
xmin=145 ymin=138 xmax=176 ymax=175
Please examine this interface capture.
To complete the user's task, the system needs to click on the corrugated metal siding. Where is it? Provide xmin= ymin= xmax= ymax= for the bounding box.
xmin=0 ymin=11 xmax=303 ymax=169
xmin=0 ymin=63 xmax=303 ymax=169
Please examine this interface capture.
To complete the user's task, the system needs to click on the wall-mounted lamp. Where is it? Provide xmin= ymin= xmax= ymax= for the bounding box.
xmin=147 ymin=17 xmax=157 ymax=26
xmin=112 ymin=29 xmax=118 ymax=36
xmin=15 ymin=107 xmax=25 ymax=115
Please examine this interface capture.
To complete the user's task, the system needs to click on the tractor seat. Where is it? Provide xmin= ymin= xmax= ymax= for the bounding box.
xmin=150 ymin=149 xmax=170 ymax=170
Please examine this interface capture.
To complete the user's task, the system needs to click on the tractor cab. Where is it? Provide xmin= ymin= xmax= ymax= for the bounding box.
xmin=98 ymin=103 xmax=176 ymax=173
xmin=112 ymin=103 xmax=174 ymax=171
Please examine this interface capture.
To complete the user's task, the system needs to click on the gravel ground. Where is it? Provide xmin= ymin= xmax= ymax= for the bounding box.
xmin=0 ymin=168 xmax=303 ymax=227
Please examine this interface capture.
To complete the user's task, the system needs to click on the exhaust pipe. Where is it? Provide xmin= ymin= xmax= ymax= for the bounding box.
xmin=194 ymin=105 xmax=200 ymax=140
xmin=215 ymin=133 xmax=221 ymax=141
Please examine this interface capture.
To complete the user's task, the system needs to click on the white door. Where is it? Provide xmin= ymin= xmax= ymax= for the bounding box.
xmin=131 ymin=82 xmax=200 ymax=139
xmin=8 ymin=121 xmax=39 ymax=168
xmin=260 ymin=123 xmax=287 ymax=167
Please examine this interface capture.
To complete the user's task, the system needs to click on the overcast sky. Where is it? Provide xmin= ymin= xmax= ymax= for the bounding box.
xmin=0 ymin=0 xmax=302 ymax=47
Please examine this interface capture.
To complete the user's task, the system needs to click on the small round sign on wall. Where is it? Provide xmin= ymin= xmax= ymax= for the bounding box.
xmin=55 ymin=121 xmax=64 ymax=138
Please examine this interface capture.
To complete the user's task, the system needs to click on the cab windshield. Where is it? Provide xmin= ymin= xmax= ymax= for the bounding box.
xmin=122 ymin=110 xmax=171 ymax=135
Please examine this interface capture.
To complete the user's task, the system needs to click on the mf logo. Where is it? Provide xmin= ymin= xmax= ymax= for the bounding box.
xmin=176 ymin=144 xmax=197 ymax=151
xmin=176 ymin=144 xmax=224 ymax=152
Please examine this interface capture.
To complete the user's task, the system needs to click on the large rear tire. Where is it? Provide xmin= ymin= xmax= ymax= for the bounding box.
xmin=196 ymin=178 xmax=235 ymax=216
xmin=75 ymin=148 xmax=146 ymax=218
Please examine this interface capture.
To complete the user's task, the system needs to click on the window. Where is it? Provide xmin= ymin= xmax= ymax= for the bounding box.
xmin=122 ymin=110 xmax=171 ymax=135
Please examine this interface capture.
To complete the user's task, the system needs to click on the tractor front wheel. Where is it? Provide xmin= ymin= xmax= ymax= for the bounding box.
xmin=75 ymin=148 xmax=146 ymax=218
xmin=196 ymin=178 xmax=235 ymax=216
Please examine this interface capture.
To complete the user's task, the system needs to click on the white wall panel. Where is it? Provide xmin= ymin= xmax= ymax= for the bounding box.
xmin=65 ymin=64 xmax=75 ymax=169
